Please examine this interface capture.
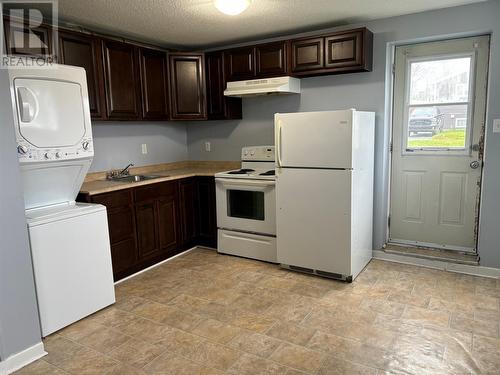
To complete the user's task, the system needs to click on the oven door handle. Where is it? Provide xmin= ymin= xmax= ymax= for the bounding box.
xmin=216 ymin=179 xmax=275 ymax=188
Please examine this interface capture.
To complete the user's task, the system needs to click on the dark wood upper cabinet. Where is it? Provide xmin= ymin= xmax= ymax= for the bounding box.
xmin=168 ymin=53 xmax=207 ymax=120
xmin=224 ymin=47 xmax=255 ymax=81
xmin=291 ymin=28 xmax=373 ymax=76
xmin=58 ymin=31 xmax=106 ymax=119
xmin=102 ymin=40 xmax=142 ymax=120
xmin=325 ymin=29 xmax=372 ymax=72
xmin=290 ymin=37 xmax=324 ymax=73
xmin=3 ymin=16 xmax=52 ymax=58
xmin=139 ymin=48 xmax=169 ymax=120
xmin=205 ymin=51 xmax=242 ymax=120
xmin=255 ymin=41 xmax=288 ymax=77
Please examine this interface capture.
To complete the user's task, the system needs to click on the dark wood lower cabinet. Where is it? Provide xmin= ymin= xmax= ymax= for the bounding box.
xmin=110 ymin=239 xmax=137 ymax=276
xmin=197 ymin=177 xmax=217 ymax=248
xmin=179 ymin=178 xmax=198 ymax=247
xmin=158 ymin=196 xmax=179 ymax=253
xmin=135 ymin=200 xmax=160 ymax=260
xmin=78 ymin=176 xmax=217 ymax=281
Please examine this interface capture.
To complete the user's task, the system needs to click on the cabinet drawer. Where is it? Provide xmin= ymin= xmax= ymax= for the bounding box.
xmin=134 ymin=181 xmax=177 ymax=202
xmin=107 ymin=206 xmax=135 ymax=243
xmin=92 ymin=189 xmax=132 ymax=208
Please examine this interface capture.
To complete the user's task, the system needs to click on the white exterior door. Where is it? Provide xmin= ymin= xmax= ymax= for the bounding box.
xmin=389 ymin=36 xmax=489 ymax=252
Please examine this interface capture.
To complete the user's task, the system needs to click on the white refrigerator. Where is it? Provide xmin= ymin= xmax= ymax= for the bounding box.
xmin=275 ymin=109 xmax=375 ymax=281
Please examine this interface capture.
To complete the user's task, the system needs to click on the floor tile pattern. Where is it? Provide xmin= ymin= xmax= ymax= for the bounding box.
xmin=15 ymin=248 xmax=500 ymax=374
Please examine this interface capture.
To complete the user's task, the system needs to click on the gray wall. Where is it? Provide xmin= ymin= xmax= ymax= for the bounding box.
xmin=90 ymin=121 xmax=188 ymax=172
xmin=187 ymin=0 xmax=500 ymax=268
xmin=0 ymin=71 xmax=42 ymax=360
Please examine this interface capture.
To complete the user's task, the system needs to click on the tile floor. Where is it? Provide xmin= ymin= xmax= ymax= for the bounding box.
xmin=15 ymin=248 xmax=500 ymax=375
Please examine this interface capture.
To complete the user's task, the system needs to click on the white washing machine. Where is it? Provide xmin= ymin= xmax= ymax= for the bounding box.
xmin=8 ymin=65 xmax=115 ymax=336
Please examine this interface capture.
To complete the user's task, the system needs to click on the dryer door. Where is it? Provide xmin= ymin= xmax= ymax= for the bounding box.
xmin=13 ymin=78 xmax=87 ymax=148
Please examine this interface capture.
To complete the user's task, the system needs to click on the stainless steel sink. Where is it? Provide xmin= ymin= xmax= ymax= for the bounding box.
xmin=109 ymin=174 xmax=164 ymax=183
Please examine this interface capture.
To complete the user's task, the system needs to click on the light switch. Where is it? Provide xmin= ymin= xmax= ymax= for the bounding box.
xmin=205 ymin=142 xmax=211 ymax=152
xmin=493 ymin=119 xmax=500 ymax=134
xmin=141 ymin=144 xmax=148 ymax=154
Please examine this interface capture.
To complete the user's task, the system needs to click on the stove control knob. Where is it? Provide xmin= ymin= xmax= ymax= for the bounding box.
xmin=44 ymin=152 xmax=53 ymax=159
xmin=55 ymin=152 xmax=61 ymax=159
xmin=82 ymin=141 xmax=90 ymax=150
xmin=17 ymin=145 xmax=28 ymax=154
xmin=250 ymin=150 xmax=255 ymax=156
xmin=244 ymin=150 xmax=249 ymax=156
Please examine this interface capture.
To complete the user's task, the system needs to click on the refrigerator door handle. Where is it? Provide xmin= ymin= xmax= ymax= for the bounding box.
xmin=276 ymin=120 xmax=283 ymax=167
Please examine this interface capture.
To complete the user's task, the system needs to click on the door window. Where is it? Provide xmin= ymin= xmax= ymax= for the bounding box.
xmin=227 ymin=190 xmax=265 ymax=220
xmin=405 ymin=56 xmax=473 ymax=152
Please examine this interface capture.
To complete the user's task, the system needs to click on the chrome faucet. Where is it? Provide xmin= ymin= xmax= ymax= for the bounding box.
xmin=106 ymin=163 xmax=135 ymax=180
xmin=119 ymin=163 xmax=134 ymax=176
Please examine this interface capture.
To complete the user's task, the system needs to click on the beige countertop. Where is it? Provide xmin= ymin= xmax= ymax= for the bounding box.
xmin=80 ymin=161 xmax=240 ymax=196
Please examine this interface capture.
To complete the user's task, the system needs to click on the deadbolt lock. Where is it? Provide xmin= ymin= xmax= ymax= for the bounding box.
xmin=470 ymin=160 xmax=481 ymax=169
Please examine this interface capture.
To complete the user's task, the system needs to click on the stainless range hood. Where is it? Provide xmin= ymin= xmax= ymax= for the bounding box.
xmin=224 ymin=76 xmax=300 ymax=97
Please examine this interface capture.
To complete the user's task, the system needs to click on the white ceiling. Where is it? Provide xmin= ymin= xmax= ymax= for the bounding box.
xmin=57 ymin=0 xmax=485 ymax=48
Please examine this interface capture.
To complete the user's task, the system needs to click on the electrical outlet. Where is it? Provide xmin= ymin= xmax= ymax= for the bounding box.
xmin=141 ymin=144 xmax=148 ymax=154
xmin=205 ymin=142 xmax=211 ymax=152
xmin=493 ymin=119 xmax=500 ymax=134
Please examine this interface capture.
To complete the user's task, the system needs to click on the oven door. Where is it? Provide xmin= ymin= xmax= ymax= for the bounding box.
xmin=216 ymin=178 xmax=276 ymax=235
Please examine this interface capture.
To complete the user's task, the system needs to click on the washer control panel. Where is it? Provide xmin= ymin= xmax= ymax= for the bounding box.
xmin=16 ymin=137 xmax=94 ymax=162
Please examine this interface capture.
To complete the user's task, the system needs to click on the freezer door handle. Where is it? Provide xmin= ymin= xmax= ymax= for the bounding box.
xmin=276 ymin=119 xmax=283 ymax=167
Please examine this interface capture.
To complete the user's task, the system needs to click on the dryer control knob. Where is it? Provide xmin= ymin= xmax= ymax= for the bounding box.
xmin=17 ymin=145 xmax=28 ymax=154
xmin=82 ymin=141 xmax=90 ymax=150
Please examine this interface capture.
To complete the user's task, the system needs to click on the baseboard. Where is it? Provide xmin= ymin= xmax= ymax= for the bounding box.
xmin=114 ymin=247 xmax=198 ymax=285
xmin=373 ymin=250 xmax=500 ymax=278
xmin=0 ymin=342 xmax=46 ymax=375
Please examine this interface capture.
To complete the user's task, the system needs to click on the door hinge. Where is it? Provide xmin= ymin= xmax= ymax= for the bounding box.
xmin=389 ymin=142 xmax=393 ymax=153
xmin=388 ymin=215 xmax=391 ymax=227
xmin=392 ymin=63 xmax=395 ymax=75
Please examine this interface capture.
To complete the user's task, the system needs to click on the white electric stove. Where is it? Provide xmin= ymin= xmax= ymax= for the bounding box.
xmin=215 ymin=146 xmax=277 ymax=263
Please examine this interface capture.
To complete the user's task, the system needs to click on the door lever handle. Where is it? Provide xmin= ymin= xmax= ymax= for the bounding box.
xmin=470 ymin=160 xmax=481 ymax=169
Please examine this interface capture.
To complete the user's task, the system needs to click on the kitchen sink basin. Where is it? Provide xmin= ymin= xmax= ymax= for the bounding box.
xmin=109 ymin=174 xmax=164 ymax=183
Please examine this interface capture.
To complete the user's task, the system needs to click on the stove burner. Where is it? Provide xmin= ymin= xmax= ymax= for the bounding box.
xmin=260 ymin=170 xmax=275 ymax=176
xmin=228 ymin=168 xmax=255 ymax=174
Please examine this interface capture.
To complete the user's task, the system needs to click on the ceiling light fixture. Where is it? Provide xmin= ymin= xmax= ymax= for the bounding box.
xmin=214 ymin=0 xmax=251 ymax=16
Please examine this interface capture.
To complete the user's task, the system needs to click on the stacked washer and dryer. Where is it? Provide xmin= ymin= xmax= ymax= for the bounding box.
xmin=8 ymin=65 xmax=115 ymax=337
